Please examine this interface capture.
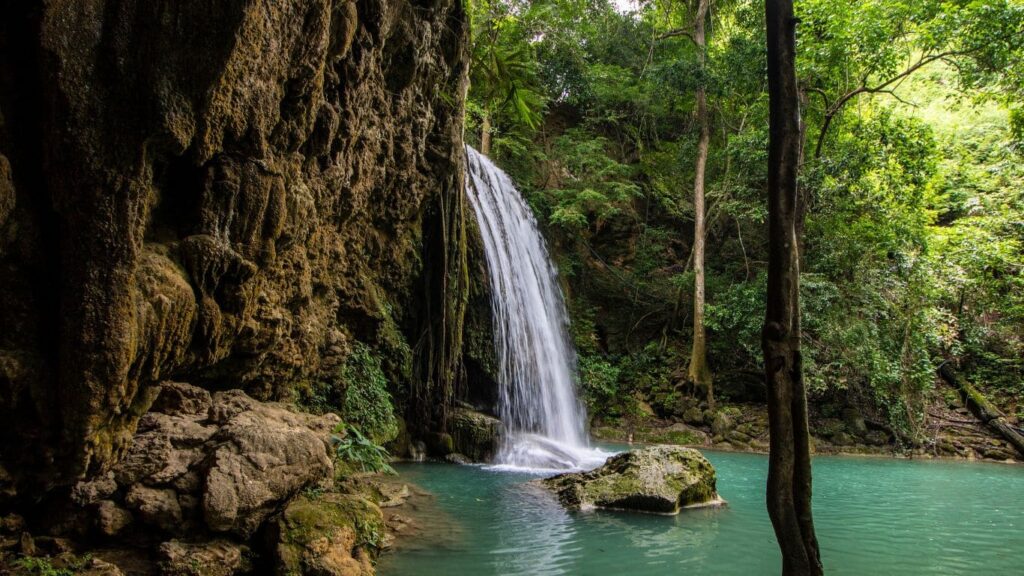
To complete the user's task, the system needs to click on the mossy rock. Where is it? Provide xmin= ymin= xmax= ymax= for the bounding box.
xmin=273 ymin=493 xmax=384 ymax=576
xmin=540 ymin=446 xmax=721 ymax=515
xmin=448 ymin=408 xmax=503 ymax=462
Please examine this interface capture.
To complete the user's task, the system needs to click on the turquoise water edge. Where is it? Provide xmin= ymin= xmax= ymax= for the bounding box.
xmin=377 ymin=451 xmax=1022 ymax=576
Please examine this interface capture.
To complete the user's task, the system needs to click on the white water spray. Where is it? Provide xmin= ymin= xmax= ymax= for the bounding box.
xmin=465 ymin=146 xmax=608 ymax=472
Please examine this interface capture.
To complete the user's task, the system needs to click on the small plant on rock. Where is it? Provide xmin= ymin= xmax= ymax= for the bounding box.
xmin=331 ymin=423 xmax=396 ymax=475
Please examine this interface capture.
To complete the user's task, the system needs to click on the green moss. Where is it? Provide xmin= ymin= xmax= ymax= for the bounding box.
xmin=281 ymin=493 xmax=385 ymax=550
xmin=641 ymin=429 xmax=703 ymax=445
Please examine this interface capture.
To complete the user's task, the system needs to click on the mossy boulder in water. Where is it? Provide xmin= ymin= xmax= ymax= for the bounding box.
xmin=541 ymin=446 xmax=721 ymax=514
xmin=272 ymin=493 xmax=384 ymax=576
xmin=449 ymin=408 xmax=503 ymax=462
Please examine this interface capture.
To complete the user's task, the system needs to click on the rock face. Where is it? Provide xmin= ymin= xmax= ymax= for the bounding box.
xmin=541 ymin=446 xmax=721 ymax=514
xmin=0 ymin=0 xmax=470 ymax=492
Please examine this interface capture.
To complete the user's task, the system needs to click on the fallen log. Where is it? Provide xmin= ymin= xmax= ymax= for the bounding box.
xmin=938 ymin=364 xmax=1024 ymax=457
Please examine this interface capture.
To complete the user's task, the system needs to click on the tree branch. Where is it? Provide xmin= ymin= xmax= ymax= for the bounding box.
xmin=812 ymin=49 xmax=976 ymax=158
xmin=657 ymin=28 xmax=698 ymax=44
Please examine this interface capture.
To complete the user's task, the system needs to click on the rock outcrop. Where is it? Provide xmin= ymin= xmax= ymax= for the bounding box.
xmin=87 ymin=382 xmax=339 ymax=539
xmin=541 ymin=446 xmax=722 ymax=514
xmin=0 ymin=0 xmax=470 ymax=495
xmin=448 ymin=407 xmax=503 ymax=462
xmin=271 ymin=493 xmax=384 ymax=576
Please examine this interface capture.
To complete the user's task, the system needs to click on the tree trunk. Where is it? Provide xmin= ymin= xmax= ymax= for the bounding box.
xmin=688 ymin=0 xmax=714 ymax=410
xmin=763 ymin=1 xmax=823 ymax=575
xmin=480 ymin=112 xmax=492 ymax=156
xmin=938 ymin=364 xmax=1024 ymax=457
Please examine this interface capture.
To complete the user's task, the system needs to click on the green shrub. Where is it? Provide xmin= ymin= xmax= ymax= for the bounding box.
xmin=332 ymin=424 xmax=396 ymax=475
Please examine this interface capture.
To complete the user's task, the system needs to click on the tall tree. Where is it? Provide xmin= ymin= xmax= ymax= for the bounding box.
xmin=688 ymin=0 xmax=714 ymax=410
xmin=763 ymin=0 xmax=822 ymax=575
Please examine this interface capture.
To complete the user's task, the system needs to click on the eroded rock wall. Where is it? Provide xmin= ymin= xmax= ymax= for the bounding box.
xmin=0 ymin=0 xmax=469 ymax=492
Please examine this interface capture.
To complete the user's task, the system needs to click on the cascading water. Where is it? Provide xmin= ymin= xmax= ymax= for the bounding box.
xmin=465 ymin=146 xmax=608 ymax=472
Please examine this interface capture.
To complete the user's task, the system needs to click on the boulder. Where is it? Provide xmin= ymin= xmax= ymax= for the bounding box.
xmin=102 ymin=384 xmax=338 ymax=538
xmin=541 ymin=446 xmax=721 ymax=514
xmin=151 ymin=382 xmax=213 ymax=417
xmin=272 ymin=494 xmax=384 ymax=576
xmin=125 ymin=485 xmax=182 ymax=532
xmin=94 ymin=501 xmax=134 ymax=537
xmin=448 ymin=408 xmax=503 ymax=462
xmin=201 ymin=391 xmax=338 ymax=537
xmin=710 ymin=412 xmax=734 ymax=436
xmin=682 ymin=407 xmax=705 ymax=426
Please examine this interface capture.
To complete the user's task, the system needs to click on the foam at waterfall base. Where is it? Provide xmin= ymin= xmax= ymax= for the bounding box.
xmin=485 ymin=433 xmax=613 ymax=474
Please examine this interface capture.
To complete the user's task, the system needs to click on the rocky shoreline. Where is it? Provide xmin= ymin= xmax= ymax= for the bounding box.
xmin=0 ymin=383 xmax=428 ymax=576
xmin=591 ymin=398 xmax=1021 ymax=465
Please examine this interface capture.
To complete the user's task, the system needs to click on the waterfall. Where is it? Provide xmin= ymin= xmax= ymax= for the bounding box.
xmin=465 ymin=146 xmax=608 ymax=472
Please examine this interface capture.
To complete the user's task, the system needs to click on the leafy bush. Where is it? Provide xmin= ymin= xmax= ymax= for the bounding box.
xmin=578 ymin=354 xmax=621 ymax=414
xmin=331 ymin=423 xmax=396 ymax=475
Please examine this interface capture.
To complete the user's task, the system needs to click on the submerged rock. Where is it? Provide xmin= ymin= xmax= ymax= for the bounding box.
xmin=540 ymin=446 xmax=721 ymax=514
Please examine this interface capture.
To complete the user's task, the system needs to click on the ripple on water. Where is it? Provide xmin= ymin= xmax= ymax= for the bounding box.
xmin=378 ymin=453 xmax=1024 ymax=576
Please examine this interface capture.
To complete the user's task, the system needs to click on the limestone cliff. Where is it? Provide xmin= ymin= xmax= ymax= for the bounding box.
xmin=0 ymin=0 xmax=469 ymax=493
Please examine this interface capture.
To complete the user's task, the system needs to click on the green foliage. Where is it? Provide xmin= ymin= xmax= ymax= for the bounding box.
xmin=578 ymin=354 xmax=621 ymax=413
xmin=339 ymin=343 xmax=399 ymax=445
xmin=13 ymin=556 xmax=93 ymax=576
xmin=331 ymin=423 xmax=396 ymax=475
xmin=296 ymin=340 xmax=399 ymax=446
xmin=467 ymin=0 xmax=1024 ymax=437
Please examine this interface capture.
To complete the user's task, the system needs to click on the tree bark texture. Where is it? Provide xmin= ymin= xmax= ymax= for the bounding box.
xmin=763 ymin=1 xmax=823 ymax=574
xmin=688 ymin=0 xmax=714 ymax=410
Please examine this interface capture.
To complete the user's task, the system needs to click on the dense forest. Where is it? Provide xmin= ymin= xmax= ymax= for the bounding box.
xmin=466 ymin=0 xmax=1024 ymax=452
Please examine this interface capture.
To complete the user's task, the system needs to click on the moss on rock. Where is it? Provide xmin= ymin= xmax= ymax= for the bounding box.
xmin=448 ymin=408 xmax=502 ymax=462
xmin=274 ymin=493 xmax=384 ymax=576
xmin=541 ymin=446 xmax=721 ymax=514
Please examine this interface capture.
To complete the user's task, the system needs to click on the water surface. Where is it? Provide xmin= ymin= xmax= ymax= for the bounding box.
xmin=378 ymin=451 xmax=1022 ymax=575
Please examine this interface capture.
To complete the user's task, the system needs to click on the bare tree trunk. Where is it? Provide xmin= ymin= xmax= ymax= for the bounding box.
xmin=480 ymin=112 xmax=492 ymax=156
xmin=688 ymin=0 xmax=714 ymax=410
xmin=764 ymin=1 xmax=823 ymax=575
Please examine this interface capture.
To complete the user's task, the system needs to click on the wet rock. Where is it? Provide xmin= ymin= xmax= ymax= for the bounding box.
xmin=272 ymin=494 xmax=384 ymax=576
xmin=445 ymin=453 xmax=472 ymax=465
xmin=448 ymin=408 xmax=503 ymax=462
xmin=541 ymin=446 xmax=722 ymax=514
xmin=425 ymin=433 xmax=455 ymax=456
xmin=725 ymin=430 xmax=751 ymax=447
xmin=158 ymin=539 xmax=250 ymax=576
